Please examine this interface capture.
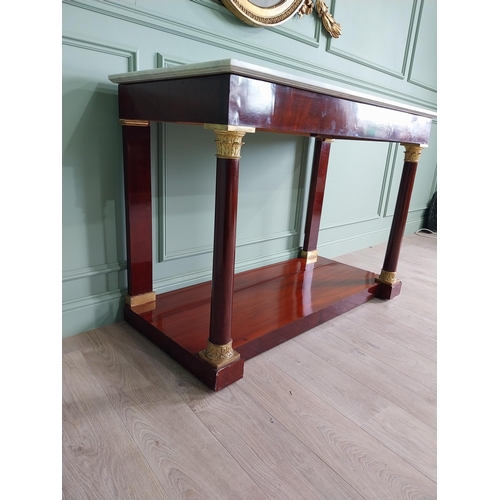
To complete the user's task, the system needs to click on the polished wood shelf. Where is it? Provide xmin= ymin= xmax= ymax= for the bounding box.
xmin=125 ymin=257 xmax=378 ymax=390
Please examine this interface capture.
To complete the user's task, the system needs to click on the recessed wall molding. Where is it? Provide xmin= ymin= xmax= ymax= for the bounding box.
xmin=378 ymin=143 xmax=396 ymax=215
xmin=269 ymin=20 xmax=321 ymax=48
xmin=407 ymin=0 xmax=437 ymax=92
xmin=63 ymin=0 xmax=436 ymax=111
xmin=317 ymin=218 xmax=425 ymax=256
xmin=320 ymin=214 xmax=382 ymax=232
xmin=62 ymin=32 xmax=138 ymax=335
xmin=155 ymin=54 xmax=189 ymax=68
xmin=408 ymin=75 xmax=437 ymax=93
xmin=326 ymin=0 xmax=417 ymax=80
xmin=62 ymin=34 xmax=138 ymax=71
xmin=160 ymin=230 xmax=300 ymax=263
xmin=325 ymin=52 xmax=405 ymax=80
xmin=62 ymin=289 xmax=124 ymax=313
xmin=318 ymin=225 xmax=392 ymax=250
xmin=318 ymin=143 xmax=393 ymax=232
xmin=190 ymin=0 xmax=321 ymax=47
xmin=156 ymin=118 xmax=305 ymax=264
xmin=383 ymin=149 xmax=403 ymax=218
xmin=62 ymin=262 xmax=126 ymax=283
xmin=153 ymin=248 xmax=299 ymax=295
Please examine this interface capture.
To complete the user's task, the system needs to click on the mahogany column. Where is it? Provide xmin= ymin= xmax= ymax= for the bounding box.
xmin=301 ymin=137 xmax=333 ymax=263
xmin=376 ymin=143 xmax=424 ymax=299
xmin=120 ymin=120 xmax=156 ymax=307
xmin=199 ymin=124 xmax=255 ymax=369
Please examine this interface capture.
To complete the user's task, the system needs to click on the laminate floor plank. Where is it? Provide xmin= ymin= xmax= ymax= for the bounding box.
xmin=362 ymin=299 xmax=437 ymax=341
xmin=122 ymin=322 xmax=390 ymax=428
xmin=294 ymin=328 xmax=437 ymax=429
xmin=119 ymin=320 xmax=218 ymax=398
xmin=82 ymin=336 xmax=171 ymax=409
xmin=62 ymin=352 xmax=168 ymax=500
xmin=399 ymin=278 xmax=437 ymax=307
xmin=123 ymin=316 xmax=435 ymax=499
xmin=178 ymin=381 xmax=362 ymax=500
xmin=343 ymin=304 xmax=437 ymax=361
xmin=403 ymin=274 xmax=437 ymax=295
xmin=322 ymin=315 xmax=437 ymax=390
xmin=240 ymin=355 xmax=437 ymax=499
xmin=362 ymin=404 xmax=437 ymax=483
xmin=403 ymin=234 xmax=437 ymax=250
xmin=397 ymin=254 xmax=437 ymax=279
xmin=62 ymin=332 xmax=93 ymax=355
xmin=332 ymin=253 xmax=383 ymax=276
xmin=262 ymin=339 xmax=392 ymax=426
xmin=82 ymin=325 xmax=268 ymax=500
xmin=97 ymin=323 xmax=185 ymax=387
xmin=333 ymin=235 xmax=436 ymax=284
xmin=120 ymin=397 xmax=269 ymax=500
xmin=82 ymin=324 xmax=180 ymax=407
xmin=388 ymin=293 xmax=437 ymax=323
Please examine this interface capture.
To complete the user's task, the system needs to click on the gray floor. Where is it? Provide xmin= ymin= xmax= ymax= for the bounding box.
xmin=63 ymin=233 xmax=437 ymax=499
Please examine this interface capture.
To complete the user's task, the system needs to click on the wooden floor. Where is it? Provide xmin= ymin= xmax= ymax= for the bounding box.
xmin=62 ymin=233 xmax=437 ymax=500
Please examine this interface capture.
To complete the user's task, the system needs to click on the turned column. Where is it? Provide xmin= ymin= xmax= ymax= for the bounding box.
xmin=199 ymin=124 xmax=255 ymax=369
xmin=301 ymin=137 xmax=333 ymax=264
xmin=120 ymin=119 xmax=156 ymax=308
xmin=376 ymin=143 xmax=424 ymax=299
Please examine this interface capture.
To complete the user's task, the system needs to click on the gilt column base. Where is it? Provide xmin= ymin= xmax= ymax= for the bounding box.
xmin=199 ymin=340 xmax=241 ymax=369
xmin=375 ymin=271 xmax=402 ymax=300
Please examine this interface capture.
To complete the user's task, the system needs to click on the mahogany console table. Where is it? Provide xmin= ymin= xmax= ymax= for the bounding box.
xmin=109 ymin=59 xmax=436 ymax=391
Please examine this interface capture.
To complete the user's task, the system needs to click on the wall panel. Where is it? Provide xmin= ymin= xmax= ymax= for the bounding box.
xmin=62 ymin=35 xmax=136 ymax=334
xmin=62 ymin=0 xmax=437 ymax=336
xmin=327 ymin=0 xmax=417 ymax=78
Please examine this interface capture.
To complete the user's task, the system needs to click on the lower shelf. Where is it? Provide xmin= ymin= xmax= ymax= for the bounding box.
xmin=125 ymin=256 xmax=380 ymax=391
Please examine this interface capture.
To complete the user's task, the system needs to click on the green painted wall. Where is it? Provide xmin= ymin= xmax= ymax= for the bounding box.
xmin=62 ymin=0 xmax=437 ymax=337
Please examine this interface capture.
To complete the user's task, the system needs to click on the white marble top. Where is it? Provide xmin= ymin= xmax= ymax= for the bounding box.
xmin=109 ymin=59 xmax=437 ymax=119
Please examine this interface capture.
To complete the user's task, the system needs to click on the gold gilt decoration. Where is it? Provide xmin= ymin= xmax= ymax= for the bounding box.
xmin=221 ymin=1 xmax=341 ymax=38
xmin=125 ymin=291 xmax=156 ymax=307
xmin=204 ymin=124 xmax=255 ymax=159
xmin=315 ymin=0 xmax=342 ymax=38
xmin=376 ymin=269 xmax=398 ymax=285
xmin=221 ymin=0 xmax=305 ymax=27
xmin=214 ymin=130 xmax=246 ymax=159
xmin=119 ymin=119 xmax=149 ymax=127
xmin=300 ymin=249 xmax=318 ymax=264
xmin=199 ymin=340 xmax=241 ymax=369
xmin=401 ymin=143 xmax=425 ymax=163
xmin=298 ymin=0 xmax=314 ymax=17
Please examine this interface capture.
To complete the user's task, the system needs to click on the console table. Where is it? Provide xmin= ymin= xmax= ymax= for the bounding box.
xmin=109 ymin=59 xmax=436 ymax=391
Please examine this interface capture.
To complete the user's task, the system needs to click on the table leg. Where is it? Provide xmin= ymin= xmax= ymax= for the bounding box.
xmin=120 ymin=120 xmax=156 ymax=308
xmin=376 ymin=143 xmax=424 ymax=299
xmin=301 ymin=137 xmax=333 ymax=263
xmin=199 ymin=124 xmax=255 ymax=369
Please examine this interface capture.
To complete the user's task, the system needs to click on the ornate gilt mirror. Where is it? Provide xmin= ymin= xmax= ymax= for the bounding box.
xmin=220 ymin=0 xmax=341 ymax=38
xmin=220 ymin=0 xmax=306 ymax=27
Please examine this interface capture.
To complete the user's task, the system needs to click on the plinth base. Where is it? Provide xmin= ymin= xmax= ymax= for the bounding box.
xmin=125 ymin=257 xmax=381 ymax=391
xmin=375 ymin=280 xmax=402 ymax=300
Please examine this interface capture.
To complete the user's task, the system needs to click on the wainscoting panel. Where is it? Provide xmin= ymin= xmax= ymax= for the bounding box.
xmin=153 ymin=124 xmax=308 ymax=294
xmin=408 ymin=0 xmax=437 ymax=92
xmin=62 ymin=35 xmax=137 ymax=335
xmin=327 ymin=0 xmax=418 ymax=78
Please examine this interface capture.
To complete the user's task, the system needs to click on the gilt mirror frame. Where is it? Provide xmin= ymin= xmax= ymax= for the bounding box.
xmin=221 ymin=0 xmax=306 ymax=27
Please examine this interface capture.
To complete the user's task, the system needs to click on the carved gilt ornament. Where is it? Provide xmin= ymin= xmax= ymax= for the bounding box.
xmin=220 ymin=0 xmax=341 ymax=38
